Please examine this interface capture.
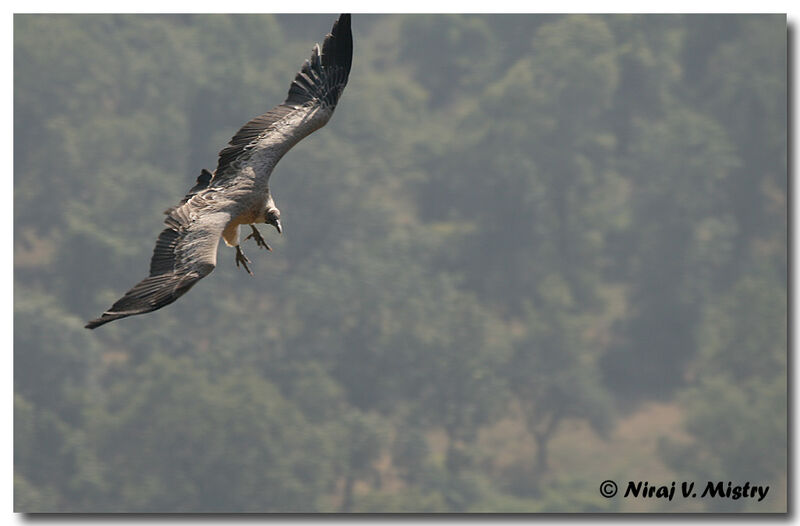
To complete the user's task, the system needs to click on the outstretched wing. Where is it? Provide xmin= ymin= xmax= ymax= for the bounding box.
xmin=85 ymin=197 xmax=230 ymax=329
xmin=211 ymin=13 xmax=353 ymax=187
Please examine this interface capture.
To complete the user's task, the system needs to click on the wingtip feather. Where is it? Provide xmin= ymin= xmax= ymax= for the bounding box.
xmin=85 ymin=314 xmax=122 ymax=329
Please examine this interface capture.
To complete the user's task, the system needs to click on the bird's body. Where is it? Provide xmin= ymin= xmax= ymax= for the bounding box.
xmin=86 ymin=14 xmax=352 ymax=329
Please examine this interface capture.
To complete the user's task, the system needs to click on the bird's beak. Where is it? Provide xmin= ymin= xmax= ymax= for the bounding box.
xmin=274 ymin=219 xmax=283 ymax=234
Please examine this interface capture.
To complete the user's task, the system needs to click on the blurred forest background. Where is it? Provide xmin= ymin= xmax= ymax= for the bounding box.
xmin=14 ymin=14 xmax=786 ymax=512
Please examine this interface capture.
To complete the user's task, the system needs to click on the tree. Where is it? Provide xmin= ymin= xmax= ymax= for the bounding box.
xmin=416 ymin=15 xmax=626 ymax=314
xmin=601 ymin=108 xmax=739 ymax=398
xmin=509 ymin=276 xmax=614 ymax=485
xmin=661 ymin=275 xmax=786 ymax=511
xmin=89 ymin=353 xmax=338 ymax=511
xmin=14 ymin=287 xmax=104 ymax=511
xmin=337 ymin=411 xmax=387 ymax=512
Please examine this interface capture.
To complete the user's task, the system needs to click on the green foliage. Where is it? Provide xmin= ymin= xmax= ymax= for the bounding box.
xmin=90 ymin=354 xmax=337 ymax=511
xmin=661 ymin=276 xmax=786 ymax=511
xmin=14 ymin=14 xmax=785 ymax=512
xmin=601 ymin=108 xmax=740 ymax=396
xmin=509 ymin=278 xmax=615 ymax=482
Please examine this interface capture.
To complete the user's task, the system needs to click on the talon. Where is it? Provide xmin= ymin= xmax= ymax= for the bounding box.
xmin=245 ymin=225 xmax=271 ymax=251
xmin=235 ymin=245 xmax=254 ymax=276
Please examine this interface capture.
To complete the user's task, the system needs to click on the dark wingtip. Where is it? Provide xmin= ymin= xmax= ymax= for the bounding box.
xmin=336 ymin=13 xmax=351 ymax=30
xmin=325 ymin=13 xmax=353 ymax=79
xmin=286 ymin=13 xmax=353 ymax=108
xmin=86 ymin=310 xmax=133 ymax=328
xmin=85 ymin=315 xmax=117 ymax=329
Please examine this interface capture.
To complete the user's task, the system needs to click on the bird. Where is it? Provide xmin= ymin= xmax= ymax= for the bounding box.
xmin=85 ymin=14 xmax=352 ymax=329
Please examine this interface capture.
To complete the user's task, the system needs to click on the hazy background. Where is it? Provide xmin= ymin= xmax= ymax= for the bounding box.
xmin=14 ymin=14 xmax=786 ymax=512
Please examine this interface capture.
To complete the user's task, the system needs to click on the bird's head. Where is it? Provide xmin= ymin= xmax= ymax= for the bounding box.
xmin=266 ymin=207 xmax=282 ymax=234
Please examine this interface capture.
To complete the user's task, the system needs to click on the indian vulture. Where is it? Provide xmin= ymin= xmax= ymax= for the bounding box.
xmin=86 ymin=14 xmax=352 ymax=329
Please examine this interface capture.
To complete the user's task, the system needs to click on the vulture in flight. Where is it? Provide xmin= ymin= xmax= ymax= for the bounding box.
xmin=86 ymin=14 xmax=352 ymax=329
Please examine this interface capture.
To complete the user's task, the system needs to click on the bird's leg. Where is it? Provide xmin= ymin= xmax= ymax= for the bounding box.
xmin=234 ymin=245 xmax=254 ymax=276
xmin=244 ymin=224 xmax=271 ymax=251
